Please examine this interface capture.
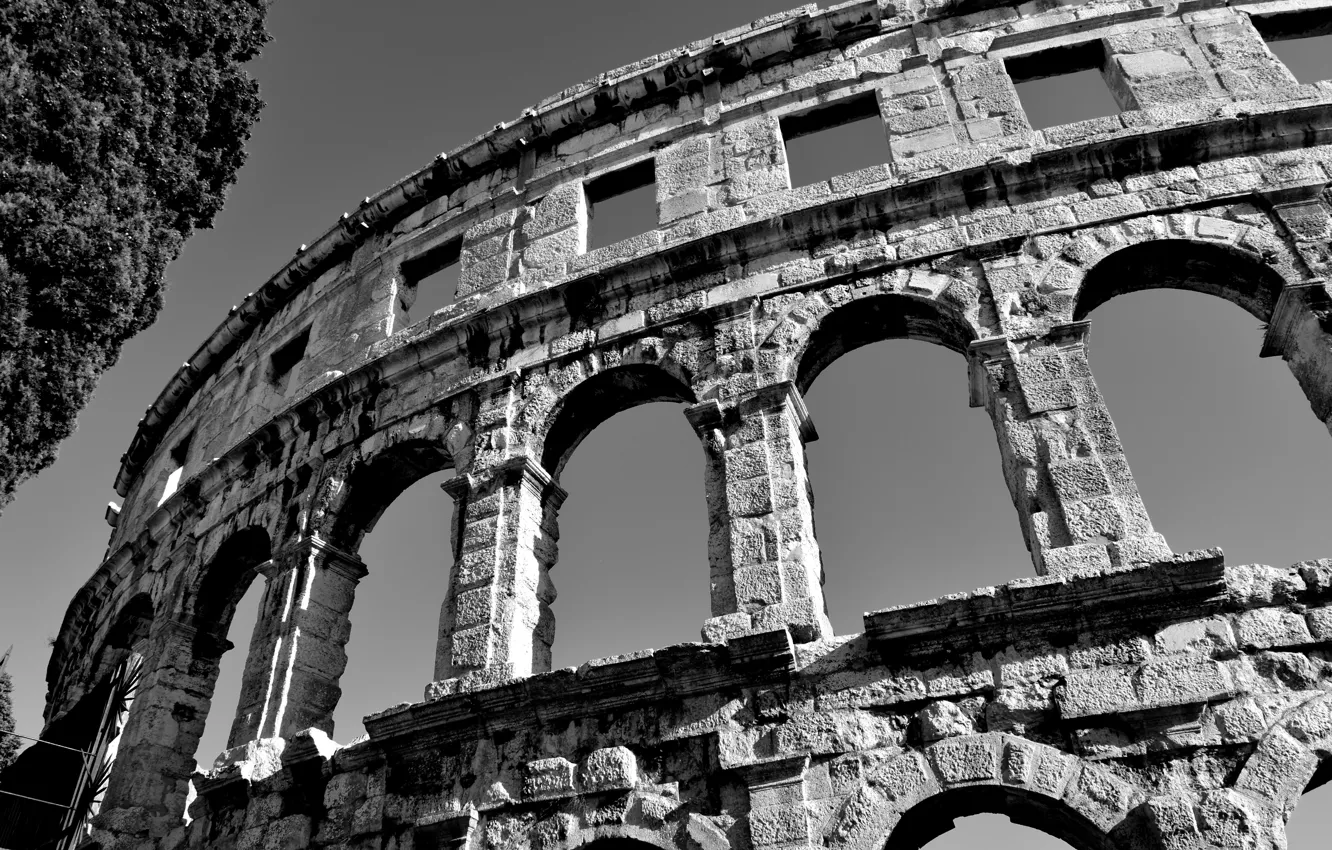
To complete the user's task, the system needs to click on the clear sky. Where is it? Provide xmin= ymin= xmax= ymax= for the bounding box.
xmin=1 ymin=2 xmax=1330 ymax=846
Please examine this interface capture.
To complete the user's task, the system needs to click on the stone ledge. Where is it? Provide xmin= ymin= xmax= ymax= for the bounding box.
xmin=862 ymin=549 xmax=1226 ymax=656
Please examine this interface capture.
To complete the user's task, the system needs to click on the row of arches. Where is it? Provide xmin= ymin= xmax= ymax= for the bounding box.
xmin=57 ymin=227 xmax=1332 ymax=839
xmin=181 ymin=237 xmax=1328 ymax=756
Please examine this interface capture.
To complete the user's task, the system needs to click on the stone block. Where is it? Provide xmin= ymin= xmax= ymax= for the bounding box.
xmin=749 ymin=804 xmax=811 ymax=847
xmin=1061 ymin=667 xmax=1136 ymax=719
xmin=1308 ymin=606 xmax=1332 ymax=642
xmin=928 ymin=734 xmax=998 ymax=784
xmin=918 ymin=700 xmax=977 ymax=742
xmin=1117 ymin=51 xmax=1196 ymax=81
xmin=578 ymin=746 xmax=639 ymax=792
xmin=1233 ymin=608 xmax=1314 ymax=649
xmin=524 ymin=758 xmax=577 ymax=801
xmin=867 ymin=750 xmax=939 ymax=808
xmin=1135 ymin=657 xmax=1233 ymax=710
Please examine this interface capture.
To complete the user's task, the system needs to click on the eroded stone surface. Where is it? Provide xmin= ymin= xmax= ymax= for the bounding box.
xmin=21 ymin=1 xmax=1332 ymax=848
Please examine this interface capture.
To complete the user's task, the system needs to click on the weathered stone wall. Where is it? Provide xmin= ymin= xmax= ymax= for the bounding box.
xmin=32 ymin=0 xmax=1332 ymax=848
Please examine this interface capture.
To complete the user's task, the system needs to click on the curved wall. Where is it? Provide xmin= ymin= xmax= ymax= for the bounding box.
xmin=32 ymin=2 xmax=1332 ymax=848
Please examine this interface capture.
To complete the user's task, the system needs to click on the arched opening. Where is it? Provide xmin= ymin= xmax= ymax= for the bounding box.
xmin=887 ymin=786 xmax=1106 ymax=850
xmin=1288 ymin=759 xmax=1332 ymax=847
xmin=1075 ymin=242 xmax=1332 ymax=566
xmin=0 ymin=594 xmax=156 ymax=848
xmin=541 ymin=364 xmax=697 ymax=478
xmin=338 ymin=468 xmax=453 ymax=741
xmin=539 ymin=364 xmax=706 ymax=668
xmin=190 ymin=528 xmax=270 ymax=770
xmin=328 ymin=439 xmax=454 ymax=739
xmin=795 ymin=294 xmax=1027 ymax=629
xmin=1073 ymin=239 xmax=1286 ymax=324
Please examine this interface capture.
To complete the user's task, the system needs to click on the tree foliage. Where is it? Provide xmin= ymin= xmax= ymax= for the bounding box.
xmin=0 ymin=666 xmax=17 ymax=773
xmin=0 ymin=0 xmax=268 ymax=511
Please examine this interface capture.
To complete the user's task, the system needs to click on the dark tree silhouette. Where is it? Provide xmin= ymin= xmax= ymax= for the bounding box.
xmin=0 ymin=651 xmax=17 ymax=773
xmin=0 ymin=0 xmax=268 ymax=510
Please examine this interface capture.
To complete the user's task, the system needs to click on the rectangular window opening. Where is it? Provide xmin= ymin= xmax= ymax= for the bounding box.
xmin=780 ymin=94 xmax=886 ymax=189
xmin=270 ymin=326 xmax=310 ymax=388
xmin=158 ymin=432 xmax=193 ymax=506
xmin=585 ymin=158 xmax=657 ymax=251
xmin=1007 ymin=41 xmax=1120 ymax=130
xmin=170 ymin=431 xmax=193 ymax=468
xmin=400 ymin=236 xmax=463 ymax=326
xmin=1252 ymin=12 xmax=1332 ymax=84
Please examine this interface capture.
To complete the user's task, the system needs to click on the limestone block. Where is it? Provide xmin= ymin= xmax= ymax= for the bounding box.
xmin=918 ymin=700 xmax=976 ymax=742
xmin=1235 ymin=727 xmax=1318 ymax=807
xmin=263 ymin=815 xmax=312 ymax=850
xmin=1135 ymin=657 xmax=1233 ymax=710
xmin=1154 ymin=617 xmax=1235 ymax=655
xmin=523 ymin=758 xmax=577 ymax=801
xmin=1065 ymin=764 xmax=1136 ymax=832
xmin=927 ymin=734 xmax=999 ymax=784
xmin=1233 ymin=608 xmax=1315 ymax=650
xmin=749 ymin=804 xmax=811 ymax=847
xmin=578 ymin=746 xmax=638 ymax=792
xmin=1061 ymin=667 xmax=1136 ymax=719
xmin=1307 ymin=606 xmax=1332 ymax=642
xmin=867 ymin=750 xmax=939 ymax=809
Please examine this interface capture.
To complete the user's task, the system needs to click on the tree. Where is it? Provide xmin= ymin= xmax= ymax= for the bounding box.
xmin=0 ymin=650 xmax=17 ymax=773
xmin=0 ymin=0 xmax=269 ymax=511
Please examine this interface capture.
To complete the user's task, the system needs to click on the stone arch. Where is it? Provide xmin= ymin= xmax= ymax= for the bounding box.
xmin=523 ymin=794 xmax=714 ymax=850
xmin=784 ymin=289 xmax=980 ymax=395
xmin=534 ymin=360 xmax=697 ymax=480
xmin=323 ymin=436 xmax=456 ymax=551
xmin=825 ymin=736 xmax=1137 ymax=850
xmin=1233 ymin=691 xmax=1332 ymax=816
xmin=1072 ymin=237 xmax=1292 ymax=323
xmin=85 ymin=592 xmax=155 ymax=693
xmin=185 ymin=525 xmax=272 ymax=656
xmin=1045 ymin=213 xmax=1307 ymax=325
xmin=885 ymin=785 xmax=1114 ymax=850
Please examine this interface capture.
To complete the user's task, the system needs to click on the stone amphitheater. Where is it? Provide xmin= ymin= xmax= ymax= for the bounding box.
xmin=19 ymin=0 xmax=1332 ymax=847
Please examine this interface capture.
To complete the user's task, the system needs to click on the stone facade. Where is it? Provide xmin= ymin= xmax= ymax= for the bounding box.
xmin=29 ymin=1 xmax=1332 ymax=848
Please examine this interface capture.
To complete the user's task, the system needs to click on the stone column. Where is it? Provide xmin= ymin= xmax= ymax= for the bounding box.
xmin=98 ymin=619 xmax=217 ymax=845
xmin=969 ymin=322 xmax=1172 ymax=577
xmin=687 ymin=381 xmax=832 ymax=644
xmin=227 ymin=535 xmax=367 ymax=747
xmin=436 ymin=456 xmax=567 ymax=681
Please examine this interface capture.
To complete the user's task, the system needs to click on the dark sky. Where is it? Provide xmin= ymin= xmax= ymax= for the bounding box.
xmin=1 ymin=2 xmax=1330 ymax=845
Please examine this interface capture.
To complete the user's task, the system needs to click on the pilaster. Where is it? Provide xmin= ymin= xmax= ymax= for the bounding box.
xmin=228 ymin=535 xmax=367 ymax=747
xmin=436 ymin=455 xmax=567 ymax=681
xmin=688 ymin=381 xmax=832 ymax=644
xmin=970 ymin=323 xmax=1172 ymax=577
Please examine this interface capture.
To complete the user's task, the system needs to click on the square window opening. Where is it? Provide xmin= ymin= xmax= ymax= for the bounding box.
xmin=400 ymin=236 xmax=463 ymax=326
xmin=780 ymin=94 xmax=886 ymax=189
xmin=1007 ymin=41 xmax=1120 ymax=130
xmin=585 ymin=159 xmax=657 ymax=251
xmin=1253 ymin=12 xmax=1332 ymax=84
xmin=270 ymin=326 xmax=310 ymax=388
